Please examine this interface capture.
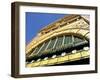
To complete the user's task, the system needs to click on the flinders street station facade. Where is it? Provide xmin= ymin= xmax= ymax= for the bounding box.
xmin=25 ymin=14 xmax=90 ymax=67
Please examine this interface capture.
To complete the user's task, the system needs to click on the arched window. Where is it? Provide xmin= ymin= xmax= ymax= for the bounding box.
xmin=27 ymin=34 xmax=89 ymax=62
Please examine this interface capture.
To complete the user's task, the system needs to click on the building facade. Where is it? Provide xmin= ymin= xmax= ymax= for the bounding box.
xmin=26 ymin=15 xmax=90 ymax=67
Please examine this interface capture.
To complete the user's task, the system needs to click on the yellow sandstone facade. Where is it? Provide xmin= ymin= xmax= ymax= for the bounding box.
xmin=26 ymin=15 xmax=90 ymax=67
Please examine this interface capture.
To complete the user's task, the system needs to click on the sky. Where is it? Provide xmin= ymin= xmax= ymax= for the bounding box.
xmin=26 ymin=12 xmax=68 ymax=45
